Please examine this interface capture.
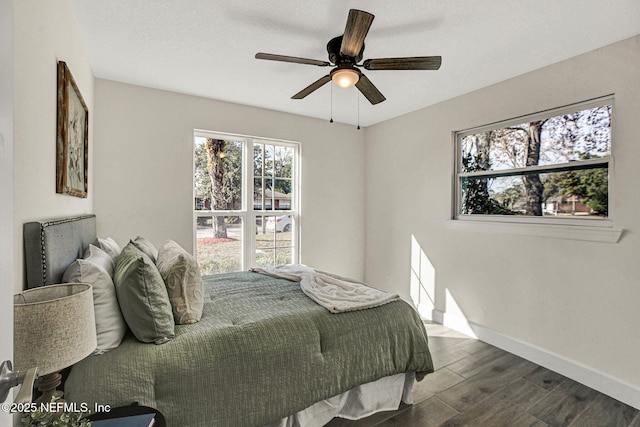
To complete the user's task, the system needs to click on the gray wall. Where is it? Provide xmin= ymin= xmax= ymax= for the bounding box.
xmin=93 ymin=79 xmax=366 ymax=280
xmin=13 ymin=0 xmax=95 ymax=292
xmin=364 ymin=35 xmax=640 ymax=407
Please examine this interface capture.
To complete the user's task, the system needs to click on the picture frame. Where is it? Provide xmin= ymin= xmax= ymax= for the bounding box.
xmin=56 ymin=61 xmax=88 ymax=198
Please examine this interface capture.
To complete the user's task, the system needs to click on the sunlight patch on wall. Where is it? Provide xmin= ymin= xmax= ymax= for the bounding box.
xmin=410 ymin=235 xmax=477 ymax=337
xmin=443 ymin=288 xmax=477 ymax=338
xmin=410 ymin=235 xmax=435 ymax=319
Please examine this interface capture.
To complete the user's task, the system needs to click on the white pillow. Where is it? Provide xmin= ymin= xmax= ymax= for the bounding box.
xmin=83 ymin=244 xmax=114 ymax=276
xmin=156 ymin=240 xmax=204 ymax=324
xmin=97 ymin=237 xmax=121 ymax=262
xmin=63 ymin=245 xmax=127 ymax=354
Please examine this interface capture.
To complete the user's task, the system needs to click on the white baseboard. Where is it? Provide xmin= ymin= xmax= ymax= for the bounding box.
xmin=431 ymin=309 xmax=640 ymax=410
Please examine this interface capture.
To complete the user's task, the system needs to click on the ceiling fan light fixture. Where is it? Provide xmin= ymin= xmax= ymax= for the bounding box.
xmin=331 ymin=68 xmax=360 ymax=88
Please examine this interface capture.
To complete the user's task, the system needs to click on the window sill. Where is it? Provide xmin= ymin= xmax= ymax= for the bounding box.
xmin=446 ymin=220 xmax=623 ymax=243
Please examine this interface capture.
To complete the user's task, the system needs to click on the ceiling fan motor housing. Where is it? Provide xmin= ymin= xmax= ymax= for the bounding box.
xmin=327 ymin=36 xmax=364 ymax=65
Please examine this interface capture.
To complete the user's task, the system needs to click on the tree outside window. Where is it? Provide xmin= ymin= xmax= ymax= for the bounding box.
xmin=194 ymin=133 xmax=299 ymax=274
xmin=456 ymin=98 xmax=611 ymax=222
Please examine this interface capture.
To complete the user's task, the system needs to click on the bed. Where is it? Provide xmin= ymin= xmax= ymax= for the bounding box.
xmin=23 ymin=215 xmax=434 ymax=427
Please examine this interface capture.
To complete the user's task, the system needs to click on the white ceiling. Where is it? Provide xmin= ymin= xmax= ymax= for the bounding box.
xmin=69 ymin=0 xmax=640 ymax=127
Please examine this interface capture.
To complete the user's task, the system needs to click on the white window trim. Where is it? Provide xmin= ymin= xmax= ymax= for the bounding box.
xmin=451 ymin=95 xmax=621 ymax=242
xmin=193 ymin=130 xmax=301 ymax=268
xmin=446 ymin=220 xmax=622 ymax=244
xmin=249 ymin=137 xmax=301 ymax=267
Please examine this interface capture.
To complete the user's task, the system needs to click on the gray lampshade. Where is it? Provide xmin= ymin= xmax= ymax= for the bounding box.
xmin=14 ymin=283 xmax=97 ymax=375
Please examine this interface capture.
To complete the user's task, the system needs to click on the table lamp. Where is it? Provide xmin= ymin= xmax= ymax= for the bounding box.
xmin=14 ymin=283 xmax=96 ymax=404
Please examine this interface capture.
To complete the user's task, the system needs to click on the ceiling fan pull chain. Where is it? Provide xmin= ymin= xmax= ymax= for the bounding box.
xmin=357 ymin=92 xmax=360 ymax=130
xmin=330 ymin=84 xmax=334 ymax=123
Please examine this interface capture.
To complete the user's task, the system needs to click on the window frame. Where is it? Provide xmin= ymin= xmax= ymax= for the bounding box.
xmin=453 ymin=95 xmax=615 ymax=229
xmin=193 ymin=130 xmax=300 ymax=270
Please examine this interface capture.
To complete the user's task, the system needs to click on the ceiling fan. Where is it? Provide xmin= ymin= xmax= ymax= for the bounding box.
xmin=255 ymin=9 xmax=441 ymax=105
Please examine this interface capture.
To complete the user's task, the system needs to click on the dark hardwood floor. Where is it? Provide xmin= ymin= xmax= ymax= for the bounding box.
xmin=327 ymin=322 xmax=639 ymax=427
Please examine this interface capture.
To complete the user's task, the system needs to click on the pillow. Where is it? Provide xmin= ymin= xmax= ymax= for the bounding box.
xmin=114 ymin=243 xmax=175 ymax=344
xmin=131 ymin=236 xmax=158 ymax=263
xmin=98 ymin=237 xmax=121 ymax=262
xmin=82 ymin=244 xmax=114 ymax=276
xmin=156 ymin=240 xmax=204 ymax=324
xmin=63 ymin=245 xmax=127 ymax=353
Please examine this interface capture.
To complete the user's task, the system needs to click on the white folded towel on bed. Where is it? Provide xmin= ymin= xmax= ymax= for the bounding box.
xmin=250 ymin=264 xmax=399 ymax=313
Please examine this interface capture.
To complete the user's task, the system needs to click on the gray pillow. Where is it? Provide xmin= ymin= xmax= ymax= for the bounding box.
xmin=156 ymin=240 xmax=204 ymax=324
xmin=131 ymin=236 xmax=158 ymax=263
xmin=114 ymin=242 xmax=175 ymax=344
xmin=63 ymin=244 xmax=126 ymax=353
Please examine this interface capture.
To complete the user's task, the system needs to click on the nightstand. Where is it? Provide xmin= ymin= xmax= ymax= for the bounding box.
xmin=84 ymin=402 xmax=166 ymax=427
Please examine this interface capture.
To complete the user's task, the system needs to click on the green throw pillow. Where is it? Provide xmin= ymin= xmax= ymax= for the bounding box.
xmin=114 ymin=242 xmax=175 ymax=344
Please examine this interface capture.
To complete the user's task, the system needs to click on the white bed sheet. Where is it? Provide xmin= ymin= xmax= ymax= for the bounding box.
xmin=267 ymin=372 xmax=416 ymax=427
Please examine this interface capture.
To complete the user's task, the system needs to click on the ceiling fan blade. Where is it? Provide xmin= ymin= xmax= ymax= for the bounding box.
xmin=292 ymin=75 xmax=332 ymax=99
xmin=255 ymin=53 xmax=331 ymax=67
xmin=363 ymin=56 xmax=442 ymax=70
xmin=355 ymin=74 xmax=386 ymax=105
xmin=340 ymin=9 xmax=374 ymax=58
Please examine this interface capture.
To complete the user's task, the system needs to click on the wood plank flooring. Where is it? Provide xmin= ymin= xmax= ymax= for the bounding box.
xmin=326 ymin=322 xmax=639 ymax=427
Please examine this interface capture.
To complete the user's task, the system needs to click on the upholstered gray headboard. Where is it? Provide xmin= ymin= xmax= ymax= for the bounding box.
xmin=24 ymin=215 xmax=97 ymax=289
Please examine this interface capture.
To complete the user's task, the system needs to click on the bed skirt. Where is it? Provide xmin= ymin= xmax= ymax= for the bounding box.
xmin=268 ymin=372 xmax=415 ymax=427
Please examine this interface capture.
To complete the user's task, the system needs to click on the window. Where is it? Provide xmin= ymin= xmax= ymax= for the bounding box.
xmin=194 ymin=131 xmax=299 ymax=275
xmin=454 ymin=96 xmax=612 ymax=226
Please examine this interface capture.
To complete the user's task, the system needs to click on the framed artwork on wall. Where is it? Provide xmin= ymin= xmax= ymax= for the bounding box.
xmin=56 ymin=61 xmax=88 ymax=198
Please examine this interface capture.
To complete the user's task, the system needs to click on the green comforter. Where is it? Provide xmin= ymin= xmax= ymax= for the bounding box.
xmin=65 ymin=272 xmax=433 ymax=427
